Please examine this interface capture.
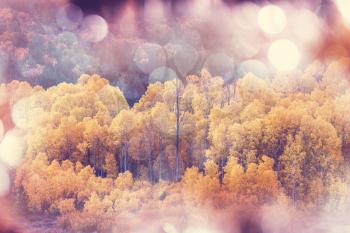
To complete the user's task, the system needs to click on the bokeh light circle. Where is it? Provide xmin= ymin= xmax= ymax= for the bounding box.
xmin=0 ymin=129 xmax=26 ymax=168
xmin=335 ymin=0 xmax=350 ymax=26
xmin=258 ymin=5 xmax=286 ymax=34
xmin=290 ymin=9 xmax=321 ymax=45
xmin=172 ymin=43 xmax=199 ymax=76
xmin=236 ymin=59 xmax=270 ymax=79
xmin=134 ymin=43 xmax=167 ymax=74
xmin=79 ymin=15 xmax=108 ymax=43
xmin=268 ymin=40 xmax=300 ymax=72
xmin=184 ymin=227 xmax=216 ymax=233
xmin=11 ymin=97 xmax=32 ymax=129
xmin=204 ymin=53 xmax=235 ymax=83
xmin=162 ymin=223 xmax=177 ymax=233
xmin=0 ymin=163 xmax=10 ymax=196
xmin=0 ymin=120 xmax=4 ymax=142
xmin=56 ymin=4 xmax=83 ymax=30
xmin=149 ymin=66 xmax=178 ymax=84
xmin=231 ymin=34 xmax=261 ymax=60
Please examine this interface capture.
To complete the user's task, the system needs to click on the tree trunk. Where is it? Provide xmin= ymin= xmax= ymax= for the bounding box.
xmin=159 ymin=135 xmax=163 ymax=181
xmin=147 ymin=138 xmax=153 ymax=183
xmin=115 ymin=145 xmax=119 ymax=175
xmin=175 ymin=78 xmax=180 ymax=181
xmin=119 ymin=146 xmax=123 ymax=173
xmin=124 ymin=143 xmax=129 ymax=172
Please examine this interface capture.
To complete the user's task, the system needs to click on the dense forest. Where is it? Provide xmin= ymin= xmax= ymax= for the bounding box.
xmin=0 ymin=58 xmax=347 ymax=232
xmin=0 ymin=0 xmax=350 ymax=232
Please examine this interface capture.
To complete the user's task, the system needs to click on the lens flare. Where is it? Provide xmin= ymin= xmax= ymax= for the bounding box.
xmin=144 ymin=0 xmax=167 ymax=23
xmin=268 ymin=40 xmax=300 ymax=72
xmin=324 ymin=44 xmax=349 ymax=60
xmin=119 ymin=4 xmax=138 ymax=37
xmin=0 ymin=129 xmax=25 ymax=168
xmin=0 ymin=163 xmax=10 ymax=196
xmin=258 ymin=5 xmax=286 ymax=34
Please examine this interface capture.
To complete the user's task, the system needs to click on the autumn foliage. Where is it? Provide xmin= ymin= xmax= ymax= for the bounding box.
xmin=7 ymin=60 xmax=350 ymax=232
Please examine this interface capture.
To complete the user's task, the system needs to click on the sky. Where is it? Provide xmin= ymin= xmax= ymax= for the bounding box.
xmin=0 ymin=0 xmax=349 ymax=103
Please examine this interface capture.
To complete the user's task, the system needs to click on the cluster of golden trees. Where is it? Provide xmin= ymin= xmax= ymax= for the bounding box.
xmin=10 ymin=59 xmax=350 ymax=232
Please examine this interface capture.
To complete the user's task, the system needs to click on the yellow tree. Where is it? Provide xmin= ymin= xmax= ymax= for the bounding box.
xmin=223 ymin=156 xmax=245 ymax=203
xmin=80 ymin=118 xmax=112 ymax=176
xmin=150 ymin=103 xmax=175 ymax=181
xmin=255 ymin=156 xmax=279 ymax=204
xmin=278 ymin=135 xmax=305 ymax=206
xmin=110 ymin=109 xmax=137 ymax=173
xmin=187 ymin=71 xmax=225 ymax=167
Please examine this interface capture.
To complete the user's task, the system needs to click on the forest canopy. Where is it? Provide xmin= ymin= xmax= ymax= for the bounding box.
xmin=1 ymin=58 xmax=348 ymax=232
xmin=0 ymin=0 xmax=350 ymax=232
